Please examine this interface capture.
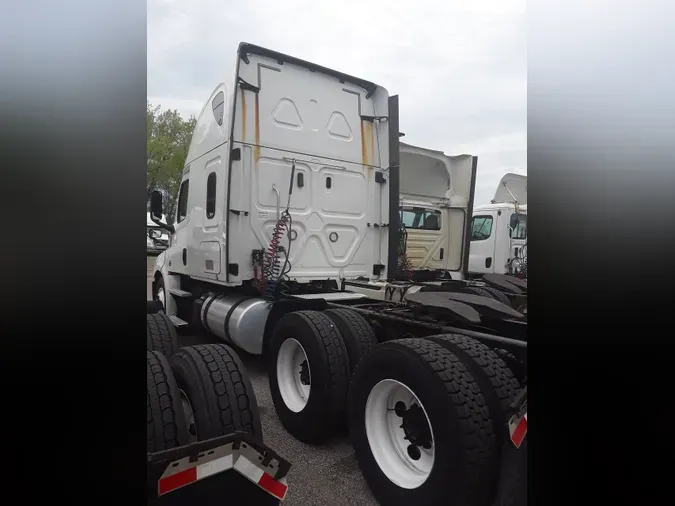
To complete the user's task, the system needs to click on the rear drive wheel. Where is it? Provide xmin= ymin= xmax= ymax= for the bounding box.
xmin=146 ymin=311 xmax=179 ymax=358
xmin=269 ymin=310 xmax=349 ymax=443
xmin=146 ymin=351 xmax=188 ymax=453
xmin=426 ymin=334 xmax=520 ymax=446
xmin=349 ymin=339 xmax=497 ymax=506
xmin=324 ymin=308 xmax=377 ymax=372
xmin=171 ymin=344 xmax=263 ymax=441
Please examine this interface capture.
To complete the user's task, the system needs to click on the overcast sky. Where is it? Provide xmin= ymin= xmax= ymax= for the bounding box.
xmin=148 ymin=0 xmax=526 ymax=205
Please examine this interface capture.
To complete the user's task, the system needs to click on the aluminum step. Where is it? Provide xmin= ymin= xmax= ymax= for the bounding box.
xmin=168 ymin=288 xmax=193 ymax=298
xmin=292 ymin=292 xmax=366 ymax=301
xmin=168 ymin=315 xmax=189 ymax=327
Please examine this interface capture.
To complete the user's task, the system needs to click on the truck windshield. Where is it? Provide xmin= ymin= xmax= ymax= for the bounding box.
xmin=400 ymin=208 xmax=441 ymax=231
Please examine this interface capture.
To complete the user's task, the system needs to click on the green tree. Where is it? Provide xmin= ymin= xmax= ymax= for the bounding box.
xmin=147 ymin=102 xmax=197 ymax=224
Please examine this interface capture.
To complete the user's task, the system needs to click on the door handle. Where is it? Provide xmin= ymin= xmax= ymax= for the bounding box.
xmin=485 ymin=257 xmax=492 ymax=268
xmin=440 ymin=248 xmax=444 ymax=260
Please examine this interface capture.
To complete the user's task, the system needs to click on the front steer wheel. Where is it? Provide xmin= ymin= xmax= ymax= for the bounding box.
xmin=349 ymin=338 xmax=498 ymax=506
xmin=268 ymin=310 xmax=350 ymax=444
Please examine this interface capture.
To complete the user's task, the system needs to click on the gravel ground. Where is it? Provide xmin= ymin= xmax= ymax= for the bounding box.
xmin=147 ymin=255 xmax=379 ymax=506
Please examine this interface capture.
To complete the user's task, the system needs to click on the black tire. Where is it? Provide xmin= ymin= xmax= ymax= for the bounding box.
xmin=482 ymin=287 xmax=512 ymax=307
xmin=495 ymin=349 xmax=527 ymax=385
xmin=146 ymin=312 xmax=179 ymax=358
xmin=349 ymin=338 xmax=498 ymax=506
xmin=171 ymin=344 xmax=263 ymax=441
xmin=268 ymin=310 xmax=349 ymax=443
xmin=147 ymin=300 xmax=163 ymax=314
xmin=426 ymin=334 xmax=520 ymax=446
xmin=147 ymin=350 xmax=189 ymax=453
xmin=324 ymin=308 xmax=377 ymax=371
xmin=493 ymin=439 xmax=527 ymax=506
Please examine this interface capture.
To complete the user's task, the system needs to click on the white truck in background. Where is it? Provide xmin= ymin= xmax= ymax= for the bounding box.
xmin=397 ymin=142 xmax=477 ymax=280
xmin=469 ymin=173 xmax=527 ymax=278
xmin=147 ymin=43 xmax=527 ymax=506
xmin=395 ymin=157 xmax=527 ymax=280
xmin=147 ymin=212 xmax=170 ymax=256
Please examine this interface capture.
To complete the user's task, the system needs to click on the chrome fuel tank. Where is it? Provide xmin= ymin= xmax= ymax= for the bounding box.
xmin=200 ymin=294 xmax=271 ymax=355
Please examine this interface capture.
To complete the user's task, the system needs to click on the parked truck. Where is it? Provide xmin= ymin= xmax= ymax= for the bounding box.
xmin=396 ymin=141 xmax=477 ymax=280
xmin=147 ymin=212 xmax=170 ymax=256
xmin=148 ymin=42 xmax=527 ymax=506
xmin=394 ymin=145 xmax=527 ymax=280
xmin=469 ymin=173 xmax=527 ymax=279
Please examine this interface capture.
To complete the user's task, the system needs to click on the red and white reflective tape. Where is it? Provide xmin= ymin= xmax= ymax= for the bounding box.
xmin=234 ymin=454 xmax=289 ymax=501
xmin=159 ymin=454 xmax=234 ymax=496
xmin=509 ymin=410 xmax=528 ymax=449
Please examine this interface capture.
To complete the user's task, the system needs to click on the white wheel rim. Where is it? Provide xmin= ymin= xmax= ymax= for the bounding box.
xmin=276 ymin=338 xmax=311 ymax=413
xmin=179 ymin=389 xmax=198 ymax=443
xmin=365 ymin=379 xmax=435 ymax=489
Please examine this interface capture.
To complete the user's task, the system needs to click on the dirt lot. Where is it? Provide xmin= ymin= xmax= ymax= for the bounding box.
xmin=147 ymin=255 xmax=378 ymax=505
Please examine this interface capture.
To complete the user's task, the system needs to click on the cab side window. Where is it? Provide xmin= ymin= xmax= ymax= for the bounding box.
xmin=206 ymin=172 xmax=216 ymax=219
xmin=510 ymin=213 xmax=527 ymax=239
xmin=176 ymin=179 xmax=190 ymax=223
xmin=400 ymin=208 xmax=441 ymax=231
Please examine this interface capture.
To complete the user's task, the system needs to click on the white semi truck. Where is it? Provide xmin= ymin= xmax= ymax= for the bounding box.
xmin=469 ymin=173 xmax=527 ymax=278
xmin=397 ymin=141 xmax=477 ymax=280
xmin=394 ymin=145 xmax=527 ymax=280
xmin=147 ymin=43 xmax=527 ymax=506
xmin=147 ymin=212 xmax=170 ymax=256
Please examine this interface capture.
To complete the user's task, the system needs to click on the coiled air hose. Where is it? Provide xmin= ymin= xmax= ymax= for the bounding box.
xmin=262 ymin=161 xmax=296 ymax=300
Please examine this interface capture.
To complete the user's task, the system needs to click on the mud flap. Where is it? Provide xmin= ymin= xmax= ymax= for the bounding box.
xmin=147 ymin=433 xmax=291 ymax=505
xmin=507 ymin=388 xmax=528 ymax=449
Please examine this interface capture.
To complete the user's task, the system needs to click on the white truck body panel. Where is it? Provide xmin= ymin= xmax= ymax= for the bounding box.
xmin=399 ymin=142 xmax=476 ymax=278
xmin=159 ymin=43 xmax=391 ymax=290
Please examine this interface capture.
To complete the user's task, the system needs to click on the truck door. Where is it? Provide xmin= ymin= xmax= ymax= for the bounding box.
xmin=507 ymin=211 xmax=527 ymax=274
xmin=468 ymin=212 xmax=497 ymax=274
xmin=169 ymin=176 xmax=191 ymax=275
